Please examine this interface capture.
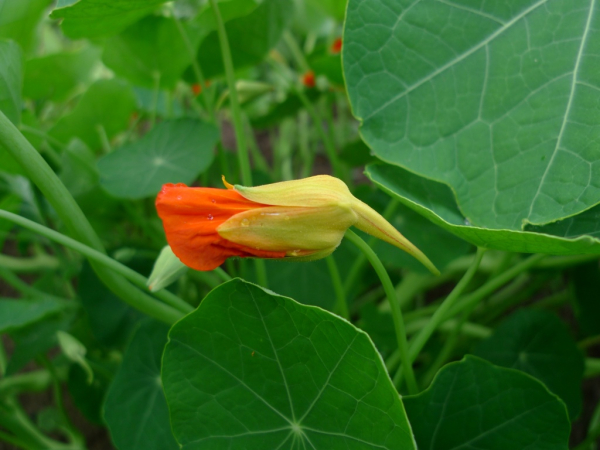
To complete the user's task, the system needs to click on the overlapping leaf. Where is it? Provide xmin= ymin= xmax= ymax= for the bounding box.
xmin=104 ymin=320 xmax=178 ymax=450
xmin=367 ymin=163 xmax=600 ymax=254
xmin=97 ymin=118 xmax=219 ymax=199
xmin=344 ymin=0 xmax=600 ymax=230
xmin=50 ymin=0 xmax=168 ymax=39
xmin=474 ymin=309 xmax=584 ymax=418
xmin=162 ymin=279 xmax=417 ymax=450
xmin=404 ymin=356 xmax=570 ymax=450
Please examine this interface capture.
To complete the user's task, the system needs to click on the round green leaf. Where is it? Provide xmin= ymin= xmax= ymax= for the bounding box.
xmin=50 ymin=0 xmax=168 ymax=39
xmin=97 ymin=118 xmax=219 ymax=199
xmin=404 ymin=356 xmax=570 ymax=450
xmin=0 ymin=297 xmax=66 ymax=334
xmin=474 ymin=309 xmax=584 ymax=419
xmin=367 ymin=163 xmax=600 ymax=255
xmin=49 ymin=79 xmax=137 ymax=150
xmin=102 ymin=16 xmax=194 ymax=89
xmin=104 ymin=320 xmax=178 ymax=450
xmin=0 ymin=0 xmax=51 ymax=54
xmin=162 ymin=279 xmax=417 ymax=450
xmin=344 ymin=0 xmax=600 ymax=230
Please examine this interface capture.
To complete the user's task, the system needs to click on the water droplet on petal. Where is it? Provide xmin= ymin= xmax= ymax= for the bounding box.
xmin=241 ymin=218 xmax=250 ymax=227
xmin=207 ymin=214 xmax=213 ymax=220
xmin=284 ymin=215 xmax=290 ymax=221
xmin=176 ymin=195 xmax=182 ymax=200
xmin=464 ymin=218 xmax=471 ymax=226
xmin=211 ymin=199 xmax=216 ymax=203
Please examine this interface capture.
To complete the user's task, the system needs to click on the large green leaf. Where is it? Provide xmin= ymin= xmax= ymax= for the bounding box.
xmin=404 ymin=356 xmax=570 ymax=450
xmin=0 ymin=297 xmax=66 ymax=333
xmin=474 ymin=309 xmax=584 ymax=419
xmin=102 ymin=16 xmax=197 ymax=89
xmin=162 ymin=279 xmax=417 ymax=450
xmin=0 ymin=39 xmax=22 ymax=125
xmin=50 ymin=0 xmax=168 ymax=39
xmin=0 ymin=0 xmax=51 ymax=54
xmin=367 ymin=163 xmax=600 ymax=254
xmin=344 ymin=0 xmax=600 ymax=230
xmin=197 ymin=0 xmax=294 ymax=79
xmin=97 ymin=118 xmax=219 ymax=199
xmin=49 ymin=79 xmax=137 ymax=150
xmin=23 ymin=47 xmax=99 ymax=101
xmin=104 ymin=320 xmax=178 ymax=450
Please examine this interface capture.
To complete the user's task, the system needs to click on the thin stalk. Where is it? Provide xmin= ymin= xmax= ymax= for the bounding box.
xmin=296 ymin=87 xmax=343 ymax=178
xmin=20 ymin=124 xmax=68 ymax=152
xmin=38 ymin=356 xmax=83 ymax=447
xmin=172 ymin=15 xmax=215 ymax=121
xmin=214 ymin=267 xmax=232 ymax=283
xmin=345 ymin=230 xmax=418 ymax=394
xmin=0 ymin=209 xmax=191 ymax=317
xmin=282 ymin=31 xmax=310 ymax=72
xmin=326 ymin=255 xmax=348 ymax=319
xmin=208 ymin=0 xmax=251 ymax=185
xmin=244 ymin=114 xmax=270 ymax=175
xmin=579 ymin=334 xmax=600 ymax=350
xmin=0 ymin=370 xmax=51 ymax=393
xmin=208 ymin=0 xmax=268 ymax=288
xmin=0 ymin=429 xmax=29 ymax=449
xmin=0 ymin=252 xmax=59 ymax=272
xmin=408 ymin=248 xmax=486 ymax=362
xmin=447 ymin=253 xmax=547 ymax=320
xmin=536 ymin=253 xmax=599 ymax=269
xmin=0 ymin=267 xmax=44 ymax=297
xmin=572 ymin=423 xmax=600 ymax=450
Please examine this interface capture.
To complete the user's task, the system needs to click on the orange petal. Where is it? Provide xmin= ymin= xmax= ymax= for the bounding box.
xmin=156 ymin=183 xmax=285 ymax=271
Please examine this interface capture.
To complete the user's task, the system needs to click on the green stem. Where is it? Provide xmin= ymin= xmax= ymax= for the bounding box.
xmin=0 ymin=252 xmax=59 ymax=272
xmin=326 ymin=255 xmax=348 ymax=319
xmin=409 ymin=248 xmax=486 ymax=362
xmin=296 ymin=87 xmax=343 ymax=178
xmin=0 ymin=209 xmax=190 ymax=318
xmin=214 ymin=267 xmax=233 ymax=283
xmin=38 ymin=356 xmax=83 ymax=447
xmin=345 ymin=230 xmax=418 ymax=394
xmin=536 ymin=253 xmax=599 ymax=269
xmin=254 ymin=259 xmax=268 ymax=287
xmin=0 ymin=429 xmax=30 ymax=449
xmin=0 ymin=370 xmax=51 ymax=393
xmin=208 ymin=0 xmax=251 ymax=185
xmin=282 ymin=31 xmax=311 ymax=72
xmin=572 ymin=423 xmax=600 ymax=450
xmin=0 ymin=267 xmax=44 ymax=297
xmin=447 ymin=253 xmax=546 ymax=320
xmin=172 ymin=15 xmax=215 ymax=122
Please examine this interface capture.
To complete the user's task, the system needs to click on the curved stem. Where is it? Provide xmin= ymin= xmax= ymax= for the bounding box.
xmin=0 ymin=209 xmax=191 ymax=317
xmin=326 ymin=255 xmax=348 ymax=319
xmin=344 ymin=229 xmax=418 ymax=394
xmin=408 ymin=247 xmax=486 ymax=362
xmin=0 ymin=252 xmax=59 ymax=272
xmin=0 ymin=110 xmax=184 ymax=325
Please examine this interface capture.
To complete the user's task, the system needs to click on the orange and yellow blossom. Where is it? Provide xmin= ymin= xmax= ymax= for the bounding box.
xmin=155 ymin=175 xmax=439 ymax=274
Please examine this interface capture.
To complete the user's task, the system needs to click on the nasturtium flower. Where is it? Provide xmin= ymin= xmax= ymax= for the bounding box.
xmin=156 ymin=175 xmax=439 ymax=274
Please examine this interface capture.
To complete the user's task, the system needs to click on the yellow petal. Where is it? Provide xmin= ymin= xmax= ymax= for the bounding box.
xmin=350 ymin=198 xmax=440 ymax=276
xmin=217 ymin=204 xmax=357 ymax=255
xmin=231 ymin=175 xmax=354 ymax=208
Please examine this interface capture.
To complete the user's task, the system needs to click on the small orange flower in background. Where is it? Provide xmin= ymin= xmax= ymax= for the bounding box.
xmin=331 ymin=37 xmax=342 ymax=54
xmin=302 ymin=70 xmax=316 ymax=88
xmin=191 ymin=83 xmax=202 ymax=96
xmin=156 ymin=176 xmax=439 ymax=274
